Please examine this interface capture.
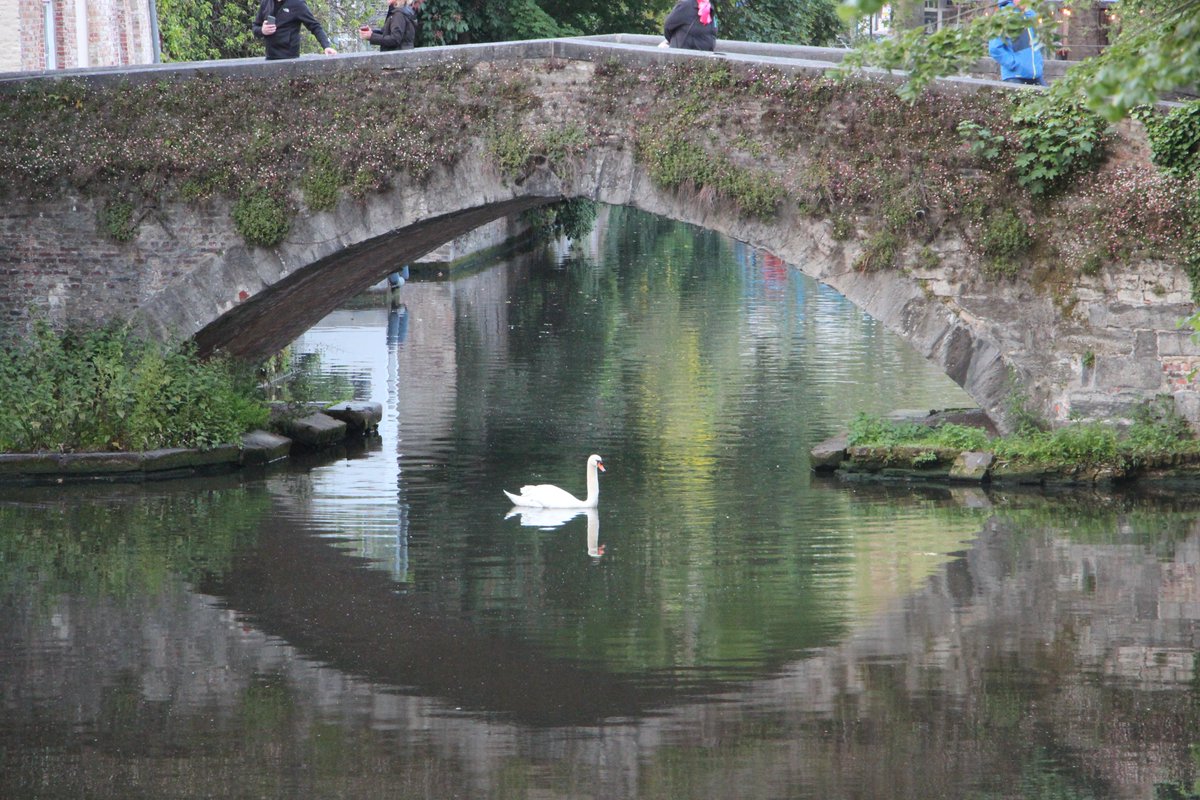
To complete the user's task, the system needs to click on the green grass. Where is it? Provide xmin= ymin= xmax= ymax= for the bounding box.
xmin=846 ymin=407 xmax=1200 ymax=470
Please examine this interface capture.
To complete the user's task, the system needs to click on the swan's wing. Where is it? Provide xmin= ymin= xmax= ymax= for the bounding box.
xmin=504 ymin=483 xmax=584 ymax=508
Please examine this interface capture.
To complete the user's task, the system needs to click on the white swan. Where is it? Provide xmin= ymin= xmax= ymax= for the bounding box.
xmin=503 ymin=454 xmax=605 ymax=508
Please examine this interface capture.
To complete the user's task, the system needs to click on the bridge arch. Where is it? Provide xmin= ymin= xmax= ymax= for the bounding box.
xmin=1 ymin=38 xmax=1195 ymax=433
xmin=163 ymin=142 xmax=1011 ymax=429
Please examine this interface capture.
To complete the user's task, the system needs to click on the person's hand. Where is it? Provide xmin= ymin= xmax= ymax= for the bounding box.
xmin=324 ymin=46 xmax=338 ymax=55
xmin=261 ymin=21 xmax=277 ymax=34
xmin=358 ymin=26 xmax=372 ymax=39
xmin=658 ymin=39 xmax=669 ymax=48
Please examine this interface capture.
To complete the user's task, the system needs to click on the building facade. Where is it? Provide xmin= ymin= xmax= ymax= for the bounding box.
xmin=2 ymin=0 xmax=157 ymax=73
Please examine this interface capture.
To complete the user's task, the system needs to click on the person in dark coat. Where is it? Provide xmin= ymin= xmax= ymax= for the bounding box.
xmin=359 ymin=0 xmax=417 ymax=51
xmin=663 ymin=0 xmax=716 ymax=51
xmin=254 ymin=0 xmax=337 ymax=60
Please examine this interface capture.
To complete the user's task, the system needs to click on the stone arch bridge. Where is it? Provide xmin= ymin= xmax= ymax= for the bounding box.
xmin=0 ymin=36 xmax=1195 ymax=433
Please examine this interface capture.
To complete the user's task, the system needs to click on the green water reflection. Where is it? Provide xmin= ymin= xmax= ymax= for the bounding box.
xmin=0 ymin=478 xmax=266 ymax=603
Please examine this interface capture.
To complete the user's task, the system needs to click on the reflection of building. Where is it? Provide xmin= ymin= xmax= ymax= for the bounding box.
xmin=4 ymin=0 xmax=158 ymax=72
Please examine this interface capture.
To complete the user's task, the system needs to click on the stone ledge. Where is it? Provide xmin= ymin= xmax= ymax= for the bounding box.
xmin=324 ymin=401 xmax=383 ymax=434
xmin=278 ymin=412 xmax=348 ymax=449
xmin=0 ymin=407 xmax=372 ymax=484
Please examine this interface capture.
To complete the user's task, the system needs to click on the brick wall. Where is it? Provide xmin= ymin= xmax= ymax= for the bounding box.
xmin=6 ymin=0 xmax=154 ymax=72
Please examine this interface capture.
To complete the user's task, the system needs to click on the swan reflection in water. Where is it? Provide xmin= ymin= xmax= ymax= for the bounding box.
xmin=504 ymin=507 xmax=605 ymax=558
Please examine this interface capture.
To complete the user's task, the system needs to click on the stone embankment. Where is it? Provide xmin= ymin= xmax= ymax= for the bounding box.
xmin=812 ymin=409 xmax=1200 ymax=489
xmin=0 ymin=401 xmax=382 ymax=485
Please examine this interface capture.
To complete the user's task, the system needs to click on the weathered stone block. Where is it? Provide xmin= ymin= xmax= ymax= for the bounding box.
xmin=1094 ymin=357 xmax=1166 ymax=391
xmin=0 ymin=452 xmax=62 ymax=475
xmin=988 ymin=463 xmax=1046 ymax=485
xmin=810 ymin=434 xmax=848 ymax=471
xmin=1158 ymin=332 xmax=1200 ymax=358
xmin=241 ymin=430 xmax=292 ymax=465
xmin=58 ymin=451 xmax=143 ymax=474
xmin=142 ymin=448 xmax=207 ymax=472
xmin=846 ymin=445 xmax=958 ymax=471
xmin=179 ymin=444 xmax=242 ymax=468
xmin=324 ymin=401 xmax=383 ymax=434
xmin=949 ymin=451 xmax=993 ymax=482
xmin=279 ymin=413 xmax=347 ymax=448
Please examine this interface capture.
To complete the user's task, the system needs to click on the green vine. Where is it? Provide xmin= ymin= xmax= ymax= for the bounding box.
xmin=1136 ymin=100 xmax=1200 ymax=179
xmin=1011 ymin=95 xmax=1108 ymax=197
xmin=1136 ymin=101 xmax=1200 ymax=302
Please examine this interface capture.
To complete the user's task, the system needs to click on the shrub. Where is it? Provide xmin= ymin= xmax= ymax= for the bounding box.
xmin=980 ymin=209 xmax=1032 ymax=276
xmin=301 ymin=153 xmax=344 ymax=212
xmin=856 ymin=231 xmax=900 ymax=272
xmin=101 ymin=198 xmax=137 ymax=242
xmin=488 ymin=123 xmax=535 ymax=179
xmin=523 ymin=198 xmax=599 ymax=241
xmin=0 ymin=321 xmax=268 ymax=453
xmin=233 ymin=188 xmax=291 ymax=248
xmin=1123 ymin=396 xmax=1196 ymax=456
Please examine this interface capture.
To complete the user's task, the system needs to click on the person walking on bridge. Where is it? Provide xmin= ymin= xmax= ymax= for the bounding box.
xmin=254 ymin=0 xmax=338 ymax=60
xmin=663 ymin=0 xmax=716 ymax=51
xmin=358 ymin=0 xmax=417 ymax=51
xmin=988 ymin=0 xmax=1045 ymax=85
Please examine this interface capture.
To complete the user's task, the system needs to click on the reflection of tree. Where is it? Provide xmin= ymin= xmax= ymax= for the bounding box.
xmin=0 ymin=482 xmax=267 ymax=603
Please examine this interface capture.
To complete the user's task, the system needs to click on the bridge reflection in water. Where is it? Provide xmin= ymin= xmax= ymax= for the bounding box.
xmin=3 ymin=212 xmax=1200 ymax=799
xmin=4 ymin=484 xmax=1200 ymax=799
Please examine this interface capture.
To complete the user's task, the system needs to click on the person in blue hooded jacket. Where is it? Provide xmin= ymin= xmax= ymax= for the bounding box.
xmin=988 ymin=0 xmax=1044 ymax=85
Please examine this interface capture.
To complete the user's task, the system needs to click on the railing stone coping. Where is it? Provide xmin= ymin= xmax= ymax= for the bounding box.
xmin=0 ymin=34 xmax=1059 ymax=96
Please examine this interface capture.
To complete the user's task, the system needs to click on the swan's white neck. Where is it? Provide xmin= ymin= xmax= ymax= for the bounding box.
xmin=584 ymin=461 xmax=600 ymax=507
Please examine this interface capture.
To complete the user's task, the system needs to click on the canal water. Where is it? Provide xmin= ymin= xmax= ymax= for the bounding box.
xmin=3 ymin=206 xmax=1200 ymax=799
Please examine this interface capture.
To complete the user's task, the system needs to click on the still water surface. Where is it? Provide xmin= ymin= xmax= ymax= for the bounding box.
xmin=3 ymin=208 xmax=1200 ymax=799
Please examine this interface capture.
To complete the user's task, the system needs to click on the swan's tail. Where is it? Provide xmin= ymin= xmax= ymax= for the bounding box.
xmin=503 ymin=490 xmax=523 ymax=505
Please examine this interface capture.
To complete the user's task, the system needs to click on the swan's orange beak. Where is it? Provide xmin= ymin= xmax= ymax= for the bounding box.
xmin=597 ymin=461 xmax=605 ymax=472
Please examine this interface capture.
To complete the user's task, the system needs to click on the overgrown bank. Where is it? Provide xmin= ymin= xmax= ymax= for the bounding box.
xmin=0 ymin=321 xmax=380 ymax=482
xmin=0 ymin=321 xmax=267 ymax=454
xmin=816 ymin=405 xmax=1200 ymax=488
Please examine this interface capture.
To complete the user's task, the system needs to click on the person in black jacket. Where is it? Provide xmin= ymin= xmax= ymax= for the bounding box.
xmin=663 ymin=0 xmax=716 ymax=51
xmin=254 ymin=0 xmax=338 ymax=60
xmin=358 ymin=0 xmax=416 ymax=51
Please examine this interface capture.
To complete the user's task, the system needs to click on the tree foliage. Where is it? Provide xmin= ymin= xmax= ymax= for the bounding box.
xmin=840 ymin=0 xmax=1200 ymax=121
xmin=157 ymin=0 xmax=260 ymax=60
xmin=715 ymin=0 xmax=844 ymax=46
